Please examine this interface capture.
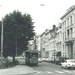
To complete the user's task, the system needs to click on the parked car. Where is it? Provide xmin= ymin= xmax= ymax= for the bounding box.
xmin=45 ymin=58 xmax=49 ymax=61
xmin=55 ymin=57 xmax=69 ymax=65
xmin=61 ymin=59 xmax=75 ymax=69
xmin=38 ymin=58 xmax=42 ymax=63
xmin=42 ymin=58 xmax=46 ymax=61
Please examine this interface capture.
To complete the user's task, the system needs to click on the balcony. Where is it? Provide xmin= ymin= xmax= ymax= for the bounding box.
xmin=65 ymin=37 xmax=75 ymax=43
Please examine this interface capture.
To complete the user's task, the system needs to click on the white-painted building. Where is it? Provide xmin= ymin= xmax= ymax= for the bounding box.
xmin=35 ymin=5 xmax=75 ymax=60
xmin=41 ymin=32 xmax=46 ymax=58
xmin=36 ymin=35 xmax=41 ymax=57
xmin=41 ymin=25 xmax=57 ymax=60
xmin=56 ymin=23 xmax=63 ymax=57
xmin=60 ymin=5 xmax=75 ymax=58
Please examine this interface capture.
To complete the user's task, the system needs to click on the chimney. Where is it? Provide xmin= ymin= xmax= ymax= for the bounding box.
xmin=53 ymin=25 xmax=56 ymax=31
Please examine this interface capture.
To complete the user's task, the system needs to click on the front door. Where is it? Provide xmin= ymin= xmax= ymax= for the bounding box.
xmin=68 ymin=43 xmax=73 ymax=59
xmin=71 ymin=43 xmax=73 ymax=58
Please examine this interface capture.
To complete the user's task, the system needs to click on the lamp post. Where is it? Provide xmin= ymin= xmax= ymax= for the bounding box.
xmin=1 ymin=17 xmax=3 ymax=67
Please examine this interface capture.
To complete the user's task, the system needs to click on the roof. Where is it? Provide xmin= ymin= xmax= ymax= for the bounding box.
xmin=60 ymin=5 xmax=75 ymax=19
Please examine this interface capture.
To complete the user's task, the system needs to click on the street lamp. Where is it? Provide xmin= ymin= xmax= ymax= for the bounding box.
xmin=40 ymin=4 xmax=45 ymax=6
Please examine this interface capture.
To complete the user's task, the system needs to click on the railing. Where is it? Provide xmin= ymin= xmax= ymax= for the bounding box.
xmin=65 ymin=37 xmax=75 ymax=43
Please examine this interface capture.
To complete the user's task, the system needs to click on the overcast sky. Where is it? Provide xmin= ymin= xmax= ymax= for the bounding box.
xmin=0 ymin=0 xmax=75 ymax=35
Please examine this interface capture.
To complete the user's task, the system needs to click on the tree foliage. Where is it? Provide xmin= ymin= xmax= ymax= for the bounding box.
xmin=0 ymin=10 xmax=35 ymax=61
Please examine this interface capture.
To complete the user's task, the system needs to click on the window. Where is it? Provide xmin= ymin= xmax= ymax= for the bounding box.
xmin=70 ymin=16 xmax=72 ymax=25
xmin=65 ymin=20 xmax=66 ymax=27
xmin=67 ymin=29 xmax=69 ymax=38
xmin=67 ymin=18 xmax=69 ymax=26
xmin=65 ymin=32 xmax=66 ymax=39
xmin=62 ymin=22 xmax=64 ymax=29
xmin=63 ymin=33 xmax=64 ymax=40
xmin=69 ymin=60 xmax=75 ymax=62
xmin=70 ymin=28 xmax=72 ymax=38
xmin=63 ymin=45 xmax=64 ymax=53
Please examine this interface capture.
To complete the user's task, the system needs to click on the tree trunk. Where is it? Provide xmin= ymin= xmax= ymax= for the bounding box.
xmin=13 ymin=54 xmax=15 ymax=64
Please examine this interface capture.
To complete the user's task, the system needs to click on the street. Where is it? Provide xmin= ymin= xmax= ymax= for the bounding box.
xmin=29 ymin=62 xmax=75 ymax=75
xmin=0 ymin=58 xmax=75 ymax=75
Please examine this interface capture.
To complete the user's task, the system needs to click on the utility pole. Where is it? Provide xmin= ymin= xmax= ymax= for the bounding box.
xmin=1 ymin=18 xmax=3 ymax=67
xmin=53 ymin=25 xmax=56 ymax=63
xmin=34 ymin=35 xmax=36 ymax=50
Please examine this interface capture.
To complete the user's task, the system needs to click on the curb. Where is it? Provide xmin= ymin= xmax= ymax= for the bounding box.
xmin=27 ymin=71 xmax=37 ymax=75
xmin=14 ymin=71 xmax=37 ymax=75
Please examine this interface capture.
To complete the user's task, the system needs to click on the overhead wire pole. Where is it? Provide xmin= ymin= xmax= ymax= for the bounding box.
xmin=54 ymin=26 xmax=56 ymax=63
xmin=1 ymin=17 xmax=3 ymax=67
xmin=40 ymin=3 xmax=45 ymax=60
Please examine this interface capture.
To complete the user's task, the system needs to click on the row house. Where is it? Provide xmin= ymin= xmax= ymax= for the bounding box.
xmin=35 ymin=25 xmax=62 ymax=60
xmin=48 ymin=27 xmax=56 ymax=60
xmin=60 ymin=5 xmax=75 ymax=59
xmin=56 ymin=23 xmax=63 ymax=57
xmin=45 ymin=28 xmax=51 ymax=59
xmin=35 ymin=5 xmax=75 ymax=60
xmin=40 ymin=32 xmax=46 ymax=58
xmin=41 ymin=25 xmax=58 ymax=60
xmin=35 ymin=35 xmax=41 ymax=57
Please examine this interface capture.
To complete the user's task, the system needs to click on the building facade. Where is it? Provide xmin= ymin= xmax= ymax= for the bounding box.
xmin=61 ymin=5 xmax=75 ymax=59
xmin=56 ymin=23 xmax=63 ymax=57
xmin=36 ymin=35 xmax=41 ymax=57
xmin=48 ymin=28 xmax=56 ymax=60
xmin=41 ymin=32 xmax=46 ymax=58
xmin=34 ymin=5 xmax=75 ymax=60
xmin=41 ymin=25 xmax=58 ymax=60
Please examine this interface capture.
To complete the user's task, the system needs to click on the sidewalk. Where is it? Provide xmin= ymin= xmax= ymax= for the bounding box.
xmin=0 ymin=65 xmax=36 ymax=75
xmin=0 ymin=58 xmax=37 ymax=75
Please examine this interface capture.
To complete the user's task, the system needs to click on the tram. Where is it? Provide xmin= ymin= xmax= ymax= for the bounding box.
xmin=25 ymin=50 xmax=38 ymax=65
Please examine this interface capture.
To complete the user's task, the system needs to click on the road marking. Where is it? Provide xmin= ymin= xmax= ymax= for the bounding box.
xmin=36 ymin=71 xmax=41 ymax=73
xmin=63 ymin=70 xmax=73 ymax=73
xmin=55 ymin=71 xmax=64 ymax=73
xmin=36 ymin=70 xmax=75 ymax=74
xmin=36 ymin=71 xmax=43 ymax=73
xmin=45 ymin=71 xmax=53 ymax=73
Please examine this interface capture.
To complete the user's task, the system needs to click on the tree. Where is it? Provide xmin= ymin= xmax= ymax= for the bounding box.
xmin=0 ymin=10 xmax=35 ymax=62
xmin=0 ymin=21 xmax=1 ymax=56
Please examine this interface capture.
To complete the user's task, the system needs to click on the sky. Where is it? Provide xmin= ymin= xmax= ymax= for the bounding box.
xmin=0 ymin=0 xmax=75 ymax=35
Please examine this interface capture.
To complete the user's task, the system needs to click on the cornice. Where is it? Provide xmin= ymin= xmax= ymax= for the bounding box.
xmin=60 ymin=5 xmax=75 ymax=19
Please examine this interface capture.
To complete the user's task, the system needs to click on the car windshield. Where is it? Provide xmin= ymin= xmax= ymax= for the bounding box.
xmin=68 ymin=60 xmax=75 ymax=63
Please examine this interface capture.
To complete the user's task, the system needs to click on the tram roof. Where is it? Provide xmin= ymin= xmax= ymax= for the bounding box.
xmin=25 ymin=50 xmax=38 ymax=53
